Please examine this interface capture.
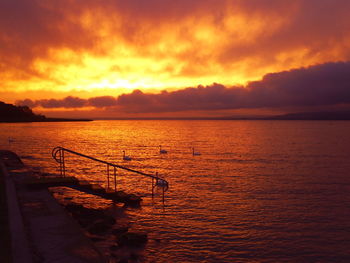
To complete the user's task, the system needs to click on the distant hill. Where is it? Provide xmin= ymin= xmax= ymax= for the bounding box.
xmin=0 ymin=101 xmax=92 ymax=122
xmin=0 ymin=101 xmax=46 ymax=122
xmin=268 ymin=111 xmax=350 ymax=120
xmin=95 ymin=111 xmax=350 ymax=121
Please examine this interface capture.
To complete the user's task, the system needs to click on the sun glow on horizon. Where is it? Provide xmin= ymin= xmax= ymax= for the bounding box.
xmin=1 ymin=0 xmax=350 ymax=104
xmin=4 ymin=43 xmax=251 ymax=97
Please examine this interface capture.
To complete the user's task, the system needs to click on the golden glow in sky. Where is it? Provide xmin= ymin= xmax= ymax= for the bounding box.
xmin=1 ymin=0 xmax=350 ymax=117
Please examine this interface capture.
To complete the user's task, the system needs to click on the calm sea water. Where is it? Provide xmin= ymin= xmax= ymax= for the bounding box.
xmin=1 ymin=120 xmax=350 ymax=262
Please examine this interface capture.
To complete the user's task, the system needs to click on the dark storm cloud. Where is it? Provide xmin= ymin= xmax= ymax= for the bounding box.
xmin=17 ymin=62 xmax=350 ymax=112
xmin=115 ymin=84 xmax=250 ymax=113
xmin=17 ymin=95 xmax=116 ymax=109
xmin=247 ymin=62 xmax=350 ymax=108
xmin=114 ymin=62 xmax=350 ymax=112
xmin=88 ymin=96 xmax=117 ymax=107
xmin=20 ymin=96 xmax=88 ymax=108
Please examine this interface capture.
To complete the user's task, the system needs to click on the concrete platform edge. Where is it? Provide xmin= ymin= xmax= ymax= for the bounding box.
xmin=1 ymin=161 xmax=33 ymax=263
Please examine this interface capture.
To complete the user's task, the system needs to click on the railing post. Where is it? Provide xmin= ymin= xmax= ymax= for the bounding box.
xmin=113 ymin=167 xmax=117 ymax=192
xmin=59 ymin=149 xmax=63 ymax=177
xmin=62 ymin=149 xmax=66 ymax=177
xmin=107 ymin=164 xmax=110 ymax=189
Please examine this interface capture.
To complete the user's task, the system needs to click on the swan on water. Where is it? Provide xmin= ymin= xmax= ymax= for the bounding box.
xmin=192 ymin=147 xmax=201 ymax=156
xmin=156 ymin=179 xmax=168 ymax=187
xmin=159 ymin=145 xmax=168 ymax=154
xmin=122 ymin=150 xmax=132 ymax=161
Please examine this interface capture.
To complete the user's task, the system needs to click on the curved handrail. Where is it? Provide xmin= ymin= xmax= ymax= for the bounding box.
xmin=51 ymin=146 xmax=169 ymax=191
xmin=52 ymin=147 xmax=62 ymax=163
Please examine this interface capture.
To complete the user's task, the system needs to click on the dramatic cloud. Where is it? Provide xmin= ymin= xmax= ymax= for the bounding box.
xmin=88 ymin=96 xmax=117 ymax=107
xmin=17 ymin=62 xmax=350 ymax=114
xmin=1 ymin=0 xmax=350 ymax=99
xmin=20 ymin=96 xmax=88 ymax=108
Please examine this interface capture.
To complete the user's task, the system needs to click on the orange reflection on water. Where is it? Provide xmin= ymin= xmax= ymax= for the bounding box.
xmin=2 ymin=120 xmax=350 ymax=262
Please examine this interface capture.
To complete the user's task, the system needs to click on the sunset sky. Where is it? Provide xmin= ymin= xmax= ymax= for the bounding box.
xmin=1 ymin=0 xmax=350 ymax=118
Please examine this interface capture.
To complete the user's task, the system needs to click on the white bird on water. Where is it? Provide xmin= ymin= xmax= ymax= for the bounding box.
xmin=192 ymin=147 xmax=201 ymax=156
xmin=159 ymin=145 xmax=168 ymax=154
xmin=122 ymin=150 xmax=132 ymax=161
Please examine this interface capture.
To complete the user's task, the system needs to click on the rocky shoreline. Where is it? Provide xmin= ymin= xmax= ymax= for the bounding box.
xmin=51 ymin=191 xmax=150 ymax=262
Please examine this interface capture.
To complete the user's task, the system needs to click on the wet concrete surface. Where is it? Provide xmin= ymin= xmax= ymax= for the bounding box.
xmin=0 ymin=150 xmax=106 ymax=263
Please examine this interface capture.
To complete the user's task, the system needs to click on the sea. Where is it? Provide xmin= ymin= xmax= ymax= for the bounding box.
xmin=1 ymin=120 xmax=350 ymax=262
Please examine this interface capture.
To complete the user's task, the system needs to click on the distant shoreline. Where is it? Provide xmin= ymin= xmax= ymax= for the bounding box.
xmin=94 ymin=111 xmax=350 ymax=121
xmin=91 ymin=117 xmax=350 ymax=121
xmin=3 ymin=117 xmax=350 ymax=122
xmin=2 ymin=100 xmax=350 ymax=121
xmin=0 ymin=118 xmax=93 ymax=123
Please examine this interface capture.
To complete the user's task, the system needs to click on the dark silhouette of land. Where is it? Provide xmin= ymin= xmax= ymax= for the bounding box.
xmin=2 ymin=100 xmax=350 ymax=121
xmin=0 ymin=101 xmax=92 ymax=122
xmin=266 ymin=111 xmax=350 ymax=120
xmin=96 ymin=111 xmax=350 ymax=121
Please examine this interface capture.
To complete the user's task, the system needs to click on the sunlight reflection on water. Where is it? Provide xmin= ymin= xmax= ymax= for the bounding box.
xmin=1 ymin=120 xmax=350 ymax=262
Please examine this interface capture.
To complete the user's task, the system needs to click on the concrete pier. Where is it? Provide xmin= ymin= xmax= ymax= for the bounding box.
xmin=0 ymin=150 xmax=106 ymax=263
xmin=24 ymin=176 xmax=142 ymax=205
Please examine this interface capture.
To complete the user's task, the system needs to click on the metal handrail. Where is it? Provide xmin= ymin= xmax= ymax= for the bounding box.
xmin=51 ymin=146 xmax=169 ymax=197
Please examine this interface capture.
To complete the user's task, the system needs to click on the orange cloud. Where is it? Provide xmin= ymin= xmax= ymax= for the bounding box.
xmin=16 ymin=62 xmax=350 ymax=118
xmin=1 ymin=0 xmax=350 ymax=104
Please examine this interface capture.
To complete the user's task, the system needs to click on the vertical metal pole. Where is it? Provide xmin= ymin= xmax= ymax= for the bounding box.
xmin=62 ymin=150 xmax=66 ymax=177
xmin=59 ymin=149 xmax=63 ymax=177
xmin=114 ymin=167 xmax=117 ymax=192
xmin=107 ymin=164 xmax=110 ymax=189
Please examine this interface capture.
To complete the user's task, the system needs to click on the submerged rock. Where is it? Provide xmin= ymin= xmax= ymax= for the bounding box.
xmin=88 ymin=221 xmax=111 ymax=235
xmin=65 ymin=203 xmax=84 ymax=212
xmin=112 ymin=227 xmax=129 ymax=236
xmin=116 ymin=232 xmax=148 ymax=247
xmin=111 ymin=191 xmax=142 ymax=206
xmin=102 ymin=215 xmax=116 ymax=226
xmin=64 ymin=203 xmax=115 ymax=232
xmin=126 ymin=194 xmax=142 ymax=204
